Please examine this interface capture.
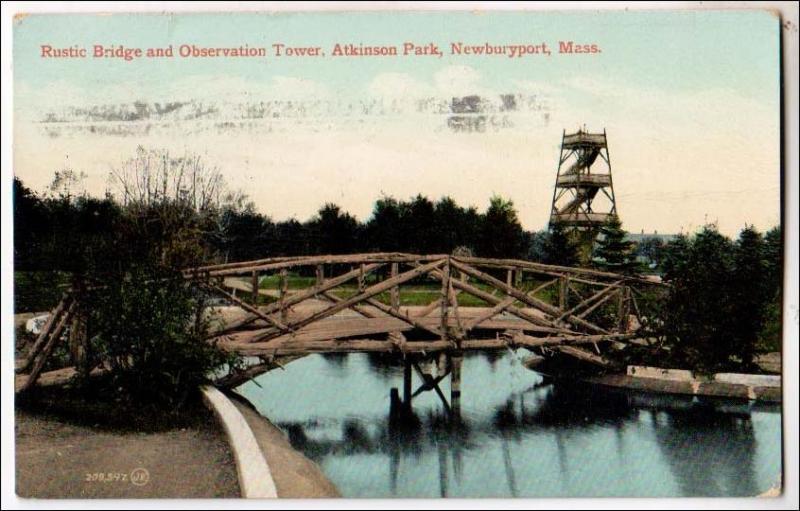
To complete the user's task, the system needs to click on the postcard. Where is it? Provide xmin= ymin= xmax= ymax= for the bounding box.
xmin=9 ymin=5 xmax=791 ymax=501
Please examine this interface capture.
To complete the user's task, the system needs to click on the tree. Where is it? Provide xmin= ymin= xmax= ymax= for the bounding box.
xmin=401 ymin=195 xmax=437 ymax=254
xmin=660 ymin=225 xmax=739 ymax=372
xmin=729 ymin=226 xmax=767 ymax=368
xmin=214 ymin=206 xmax=272 ymax=262
xmin=365 ymin=196 xmax=402 ymax=252
xmin=109 ymin=146 xmax=225 ymax=212
xmin=637 ymin=236 xmax=665 ymax=269
xmin=478 ymin=195 xmax=526 ymax=259
xmin=763 ymin=226 xmax=783 ymax=299
xmin=759 ymin=226 xmax=783 ymax=352
xmin=592 ymin=216 xmax=639 ymax=274
xmin=432 ymin=196 xmax=479 ymax=254
xmin=539 ymin=224 xmax=580 ymax=267
xmin=308 ymin=203 xmax=361 ymax=255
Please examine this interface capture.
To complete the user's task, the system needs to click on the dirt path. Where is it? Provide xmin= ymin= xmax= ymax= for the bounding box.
xmin=229 ymin=393 xmax=340 ymax=498
xmin=15 ymin=408 xmax=239 ymax=498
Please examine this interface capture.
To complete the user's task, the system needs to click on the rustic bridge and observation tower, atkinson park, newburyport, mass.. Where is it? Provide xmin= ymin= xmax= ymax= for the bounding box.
xmin=16 ymin=250 xmax=663 ymax=418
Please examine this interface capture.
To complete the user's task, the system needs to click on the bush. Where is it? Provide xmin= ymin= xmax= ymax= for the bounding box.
xmin=86 ymin=263 xmax=237 ymax=408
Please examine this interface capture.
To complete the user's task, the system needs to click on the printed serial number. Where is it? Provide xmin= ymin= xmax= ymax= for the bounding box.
xmin=85 ymin=472 xmax=128 ymax=482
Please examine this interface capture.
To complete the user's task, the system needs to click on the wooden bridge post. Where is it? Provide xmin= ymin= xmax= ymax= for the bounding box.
xmin=315 ymin=265 xmax=324 ymax=287
xmin=279 ymin=269 xmax=288 ymax=322
xmin=68 ymin=304 xmax=89 ymax=380
xmin=559 ymin=275 xmax=569 ymax=311
xmin=618 ymin=286 xmax=631 ymax=332
xmin=506 ymin=269 xmax=513 ymax=288
xmin=251 ymin=270 xmax=259 ymax=305
xmin=390 ymin=263 xmax=400 ymax=312
xmin=440 ymin=259 xmax=450 ymax=339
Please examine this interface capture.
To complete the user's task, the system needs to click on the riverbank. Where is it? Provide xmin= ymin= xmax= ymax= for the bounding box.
xmin=227 ymin=391 xmax=340 ymax=498
xmin=525 ymin=354 xmax=782 ymax=403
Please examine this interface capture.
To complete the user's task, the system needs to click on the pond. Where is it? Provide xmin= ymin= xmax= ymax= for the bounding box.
xmin=238 ymin=352 xmax=782 ymax=498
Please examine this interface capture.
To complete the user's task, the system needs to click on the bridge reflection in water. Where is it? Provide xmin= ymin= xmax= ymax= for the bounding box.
xmin=239 ymin=352 xmax=781 ymax=498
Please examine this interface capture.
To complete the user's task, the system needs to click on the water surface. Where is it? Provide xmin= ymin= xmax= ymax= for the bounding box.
xmin=238 ymin=352 xmax=782 ymax=498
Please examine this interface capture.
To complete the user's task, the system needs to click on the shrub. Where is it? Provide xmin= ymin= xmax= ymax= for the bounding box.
xmin=86 ymin=263 xmax=237 ymax=408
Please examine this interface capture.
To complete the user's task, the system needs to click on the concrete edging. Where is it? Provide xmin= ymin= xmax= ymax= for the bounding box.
xmin=200 ymin=384 xmax=278 ymax=498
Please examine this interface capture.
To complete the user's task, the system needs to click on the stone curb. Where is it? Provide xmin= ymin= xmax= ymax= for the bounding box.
xmin=200 ymin=385 xmax=278 ymax=498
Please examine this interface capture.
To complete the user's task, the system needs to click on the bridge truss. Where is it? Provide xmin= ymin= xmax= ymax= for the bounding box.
xmin=16 ymin=253 xmax=663 ymax=414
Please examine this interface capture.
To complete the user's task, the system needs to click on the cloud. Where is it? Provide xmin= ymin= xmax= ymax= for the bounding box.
xmin=433 ymin=65 xmax=487 ymax=96
xmin=367 ymin=72 xmax=433 ymax=99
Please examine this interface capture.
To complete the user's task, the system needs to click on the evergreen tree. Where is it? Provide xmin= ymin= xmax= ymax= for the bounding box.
xmin=661 ymin=226 xmax=738 ymax=372
xmin=763 ymin=226 xmax=783 ymax=298
xmin=365 ymin=197 xmax=402 ymax=252
xmin=540 ymin=223 xmax=579 ymax=267
xmin=477 ymin=195 xmax=526 ymax=259
xmin=308 ymin=203 xmax=361 ymax=255
xmin=637 ymin=236 xmax=665 ymax=269
xmin=592 ymin=216 xmax=639 ymax=274
xmin=729 ymin=226 xmax=766 ymax=368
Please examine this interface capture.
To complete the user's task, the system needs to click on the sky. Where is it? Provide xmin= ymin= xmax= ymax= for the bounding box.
xmin=12 ymin=10 xmax=781 ymax=236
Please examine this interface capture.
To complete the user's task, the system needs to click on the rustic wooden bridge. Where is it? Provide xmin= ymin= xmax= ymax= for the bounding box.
xmin=15 ymin=253 xmax=662 ymax=414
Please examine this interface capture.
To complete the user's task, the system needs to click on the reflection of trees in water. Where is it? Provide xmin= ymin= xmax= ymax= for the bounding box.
xmin=279 ymin=406 xmax=474 ymax=496
xmin=320 ymin=352 xmax=348 ymax=371
xmin=480 ymin=350 xmax=505 ymax=371
xmin=276 ymin=377 xmax=771 ymax=497
xmin=650 ymin=402 xmax=761 ymax=497
xmin=364 ymin=352 xmax=404 ymax=381
xmin=493 ymin=381 xmax=635 ymax=431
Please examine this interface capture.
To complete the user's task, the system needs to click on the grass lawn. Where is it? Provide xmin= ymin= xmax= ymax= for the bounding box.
xmin=255 ymin=272 xmax=561 ymax=308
